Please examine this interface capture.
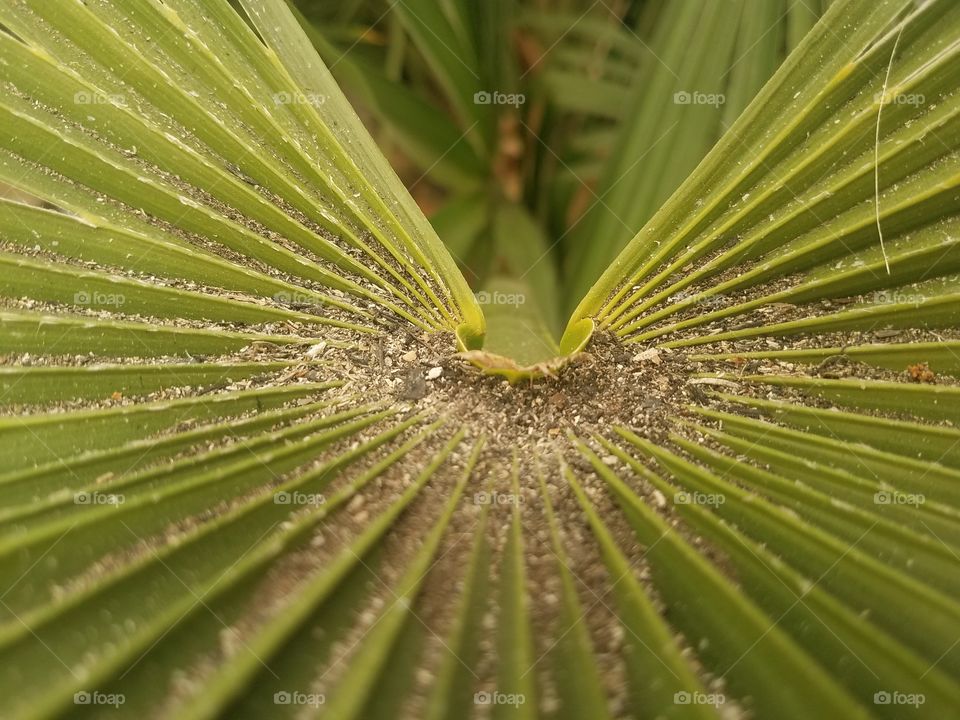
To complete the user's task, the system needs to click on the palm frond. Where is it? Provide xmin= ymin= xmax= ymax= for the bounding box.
xmin=1 ymin=0 xmax=958 ymax=718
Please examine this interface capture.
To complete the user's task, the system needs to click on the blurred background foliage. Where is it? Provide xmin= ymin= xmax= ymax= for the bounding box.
xmin=282 ymin=0 xmax=832 ymax=335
